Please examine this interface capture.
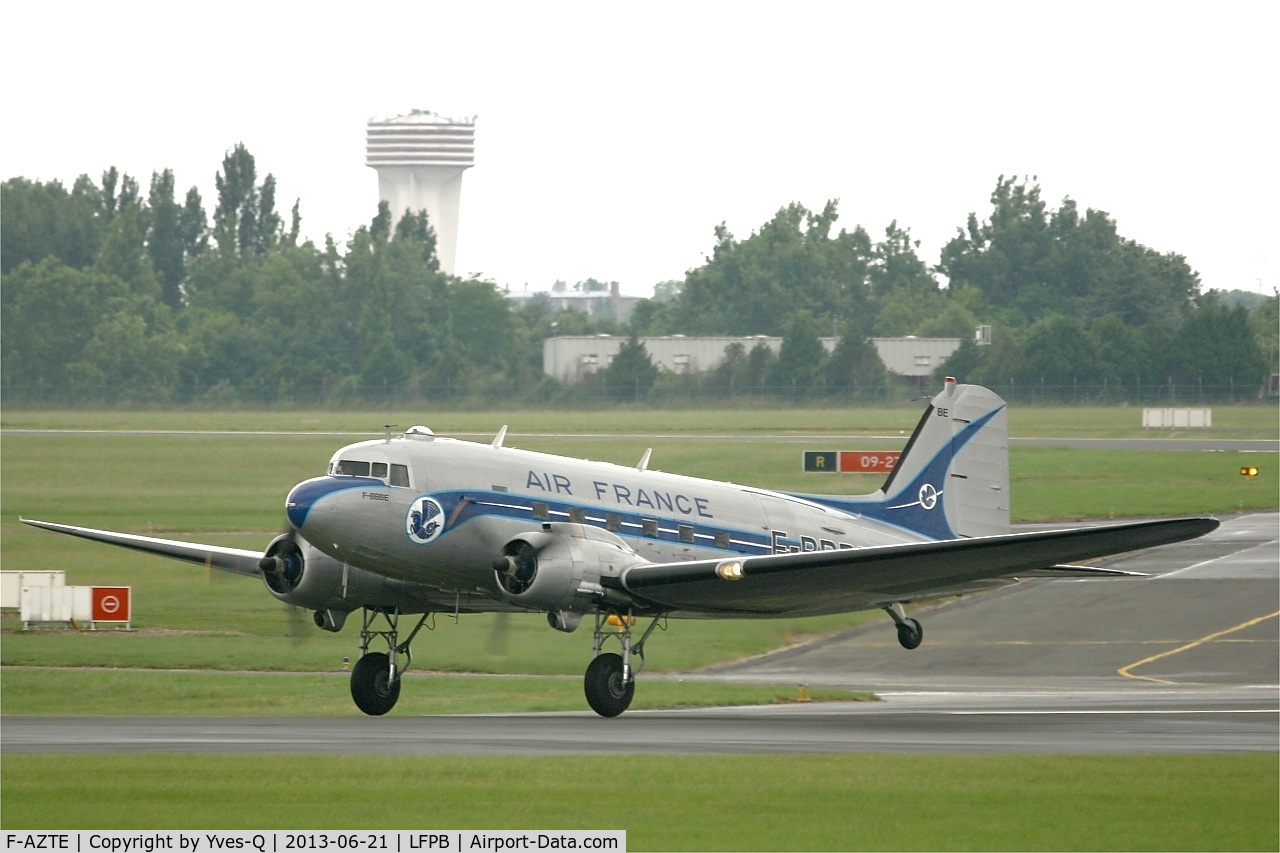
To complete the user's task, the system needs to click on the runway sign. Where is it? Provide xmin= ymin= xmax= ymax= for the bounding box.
xmin=803 ymin=451 xmax=901 ymax=473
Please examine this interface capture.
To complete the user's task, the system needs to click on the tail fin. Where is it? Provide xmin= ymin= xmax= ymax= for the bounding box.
xmin=805 ymin=379 xmax=1010 ymax=540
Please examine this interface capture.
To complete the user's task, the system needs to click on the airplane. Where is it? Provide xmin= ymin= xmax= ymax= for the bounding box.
xmin=23 ymin=378 xmax=1218 ymax=717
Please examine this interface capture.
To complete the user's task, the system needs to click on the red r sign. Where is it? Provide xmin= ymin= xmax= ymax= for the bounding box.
xmin=92 ymin=586 xmax=131 ymax=622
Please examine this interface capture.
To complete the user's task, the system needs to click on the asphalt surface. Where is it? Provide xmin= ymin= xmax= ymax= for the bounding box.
xmin=3 ymin=513 xmax=1276 ymax=755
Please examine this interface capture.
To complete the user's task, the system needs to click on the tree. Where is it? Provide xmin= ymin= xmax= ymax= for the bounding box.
xmin=95 ymin=205 xmax=161 ymax=302
xmin=179 ymin=186 xmax=209 ymax=259
xmin=939 ymin=176 xmax=1052 ymax=311
xmin=767 ymin=311 xmax=826 ymax=392
xmin=213 ymin=143 xmax=279 ymax=257
xmin=939 ymin=176 xmax=1200 ymax=331
xmin=1089 ymin=313 xmax=1149 ymax=392
xmin=602 ymin=336 xmax=659 ymax=401
xmin=821 ymin=330 xmax=887 ymax=396
xmin=1 ymin=258 xmax=129 ymax=393
xmin=0 ymin=177 xmax=102 ymax=273
xmin=1009 ymin=314 xmax=1097 ymax=393
xmin=1171 ymin=295 xmax=1268 ymax=394
xmin=677 ymin=201 xmax=873 ymax=335
xmin=148 ymin=169 xmax=185 ymax=309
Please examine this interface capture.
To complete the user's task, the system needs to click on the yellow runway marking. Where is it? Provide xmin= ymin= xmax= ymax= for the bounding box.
xmin=1118 ymin=610 xmax=1280 ymax=684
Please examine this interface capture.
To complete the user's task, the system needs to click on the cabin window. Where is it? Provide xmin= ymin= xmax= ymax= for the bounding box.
xmin=605 ymin=513 xmax=622 ymax=532
xmin=678 ymin=524 xmax=694 ymax=544
xmin=569 ymin=507 xmax=586 ymax=524
xmin=714 ymin=531 xmax=731 ymax=549
xmin=642 ymin=518 xmax=659 ymax=538
xmin=532 ymin=502 xmax=549 ymax=521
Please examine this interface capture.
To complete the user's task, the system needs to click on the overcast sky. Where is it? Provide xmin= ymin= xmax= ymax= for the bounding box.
xmin=3 ymin=1 xmax=1276 ymax=297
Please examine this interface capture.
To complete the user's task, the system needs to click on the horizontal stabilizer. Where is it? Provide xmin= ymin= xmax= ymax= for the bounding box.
xmin=1023 ymin=564 xmax=1149 ymax=578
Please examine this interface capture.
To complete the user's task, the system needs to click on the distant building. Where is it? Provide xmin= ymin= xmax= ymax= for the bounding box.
xmin=506 ymin=281 xmax=646 ymax=323
xmin=366 ymin=110 xmax=476 ymax=276
xmin=869 ymin=337 xmax=964 ymax=379
xmin=543 ymin=335 xmax=961 ymax=384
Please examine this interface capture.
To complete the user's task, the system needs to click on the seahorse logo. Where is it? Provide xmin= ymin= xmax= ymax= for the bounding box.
xmin=406 ymin=496 xmax=445 ymax=544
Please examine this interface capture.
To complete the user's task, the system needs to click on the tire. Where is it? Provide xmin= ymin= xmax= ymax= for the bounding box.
xmin=583 ymin=652 xmax=635 ymax=718
xmin=350 ymin=652 xmax=401 ymax=715
xmin=897 ymin=617 xmax=924 ymax=650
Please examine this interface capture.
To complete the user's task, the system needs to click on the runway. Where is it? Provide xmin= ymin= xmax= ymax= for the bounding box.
xmin=3 ymin=513 xmax=1277 ymax=755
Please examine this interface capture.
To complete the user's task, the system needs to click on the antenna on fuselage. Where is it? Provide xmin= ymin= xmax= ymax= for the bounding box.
xmin=637 ymin=448 xmax=652 ymax=471
xmin=384 ymin=424 xmax=397 ymax=443
xmin=492 ymin=425 xmax=509 ymax=448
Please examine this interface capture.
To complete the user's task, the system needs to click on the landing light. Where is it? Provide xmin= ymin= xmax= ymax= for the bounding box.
xmin=716 ymin=560 xmax=745 ymax=581
xmin=1240 ymin=466 xmax=1259 ymax=478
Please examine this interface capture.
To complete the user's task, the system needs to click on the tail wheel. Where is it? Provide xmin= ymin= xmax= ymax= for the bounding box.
xmin=897 ymin=617 xmax=924 ymax=650
xmin=351 ymin=652 xmax=401 ymax=716
xmin=584 ymin=652 xmax=634 ymax=718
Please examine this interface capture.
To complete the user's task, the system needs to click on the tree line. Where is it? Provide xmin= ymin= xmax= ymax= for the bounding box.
xmin=2 ymin=150 xmax=1274 ymax=406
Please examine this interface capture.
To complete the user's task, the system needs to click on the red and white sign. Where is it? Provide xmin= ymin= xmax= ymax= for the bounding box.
xmin=838 ymin=451 xmax=901 ymax=473
xmin=91 ymin=586 xmax=131 ymax=623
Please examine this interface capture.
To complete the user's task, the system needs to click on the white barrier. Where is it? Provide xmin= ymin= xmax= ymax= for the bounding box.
xmin=1142 ymin=408 xmax=1212 ymax=428
xmin=1 ymin=570 xmax=65 ymax=609
xmin=19 ymin=585 xmax=131 ymax=629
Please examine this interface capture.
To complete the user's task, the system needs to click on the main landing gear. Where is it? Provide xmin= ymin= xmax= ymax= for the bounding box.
xmin=884 ymin=602 xmax=924 ymax=650
xmin=584 ymin=610 xmax=664 ymax=717
xmin=350 ymin=608 xmax=432 ymax=716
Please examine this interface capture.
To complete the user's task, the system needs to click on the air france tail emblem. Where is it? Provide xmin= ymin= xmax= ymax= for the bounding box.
xmin=407 ymin=496 xmax=445 ymax=544
xmin=888 ymin=482 xmax=941 ymax=511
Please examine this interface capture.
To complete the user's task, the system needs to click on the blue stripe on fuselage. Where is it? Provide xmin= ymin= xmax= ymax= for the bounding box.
xmin=286 ymin=476 xmax=384 ymax=530
xmin=421 ymin=489 xmax=780 ymax=556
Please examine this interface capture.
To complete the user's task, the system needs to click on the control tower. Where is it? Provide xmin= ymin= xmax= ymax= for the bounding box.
xmin=366 ymin=110 xmax=476 ymax=275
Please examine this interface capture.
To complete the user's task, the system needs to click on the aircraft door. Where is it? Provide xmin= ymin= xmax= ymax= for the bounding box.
xmin=752 ymin=493 xmax=798 ymax=552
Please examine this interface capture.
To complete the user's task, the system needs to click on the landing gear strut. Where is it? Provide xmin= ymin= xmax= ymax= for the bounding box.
xmin=350 ymin=608 xmax=431 ymax=716
xmin=584 ymin=610 xmax=663 ymax=717
xmin=884 ymin=602 xmax=923 ymax=650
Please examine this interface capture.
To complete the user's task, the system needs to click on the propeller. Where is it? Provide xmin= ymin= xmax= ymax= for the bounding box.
xmin=257 ymin=526 xmax=315 ymax=646
xmin=492 ymin=539 xmax=540 ymax=595
xmin=483 ymin=612 xmax=511 ymax=658
xmin=259 ymin=529 xmax=305 ymax=595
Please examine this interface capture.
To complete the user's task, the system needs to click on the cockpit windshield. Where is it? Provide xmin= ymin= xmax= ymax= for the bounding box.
xmin=329 ymin=457 xmax=411 ymax=487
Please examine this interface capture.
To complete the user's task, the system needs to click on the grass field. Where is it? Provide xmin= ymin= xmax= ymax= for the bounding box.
xmin=2 ymin=405 xmax=1276 ymax=845
xmin=0 ymin=668 xmax=870 ymax=715
xmin=2 ymin=754 xmax=1275 ymax=850
xmin=3 ymin=400 xmax=1277 ymax=438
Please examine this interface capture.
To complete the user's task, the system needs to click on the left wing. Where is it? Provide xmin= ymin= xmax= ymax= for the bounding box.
xmin=615 ymin=517 xmax=1219 ymax=616
xmin=20 ymin=518 xmax=264 ymax=577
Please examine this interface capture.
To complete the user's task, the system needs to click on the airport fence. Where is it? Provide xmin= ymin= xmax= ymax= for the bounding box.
xmin=2 ymin=376 xmax=1274 ymax=410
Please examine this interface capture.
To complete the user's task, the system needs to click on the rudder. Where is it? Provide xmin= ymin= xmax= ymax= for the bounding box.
xmin=808 ymin=378 xmax=1009 ymax=540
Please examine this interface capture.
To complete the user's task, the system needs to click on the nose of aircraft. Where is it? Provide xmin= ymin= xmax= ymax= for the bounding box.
xmin=285 ymin=477 xmax=342 ymax=531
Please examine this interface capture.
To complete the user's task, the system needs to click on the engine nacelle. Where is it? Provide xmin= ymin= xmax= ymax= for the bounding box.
xmin=492 ymin=523 xmax=646 ymax=612
xmin=258 ymin=532 xmax=384 ymax=615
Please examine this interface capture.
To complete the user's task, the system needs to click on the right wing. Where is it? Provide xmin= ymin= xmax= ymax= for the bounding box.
xmin=615 ymin=517 xmax=1219 ymax=616
xmin=20 ymin=518 xmax=264 ymax=577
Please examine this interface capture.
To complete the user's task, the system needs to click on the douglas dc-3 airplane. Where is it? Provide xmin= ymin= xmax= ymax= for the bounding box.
xmin=24 ymin=379 xmax=1218 ymax=717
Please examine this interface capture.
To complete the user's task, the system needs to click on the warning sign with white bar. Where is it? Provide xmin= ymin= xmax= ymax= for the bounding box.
xmin=91 ymin=586 xmax=131 ymax=624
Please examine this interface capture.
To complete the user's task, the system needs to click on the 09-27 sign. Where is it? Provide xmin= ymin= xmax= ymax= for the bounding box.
xmin=803 ymin=450 xmax=901 ymax=474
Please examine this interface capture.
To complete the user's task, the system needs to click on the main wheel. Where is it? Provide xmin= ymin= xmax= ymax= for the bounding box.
xmin=350 ymin=651 xmax=401 ymax=715
xmin=896 ymin=617 xmax=924 ymax=650
xmin=584 ymin=652 xmax=635 ymax=717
